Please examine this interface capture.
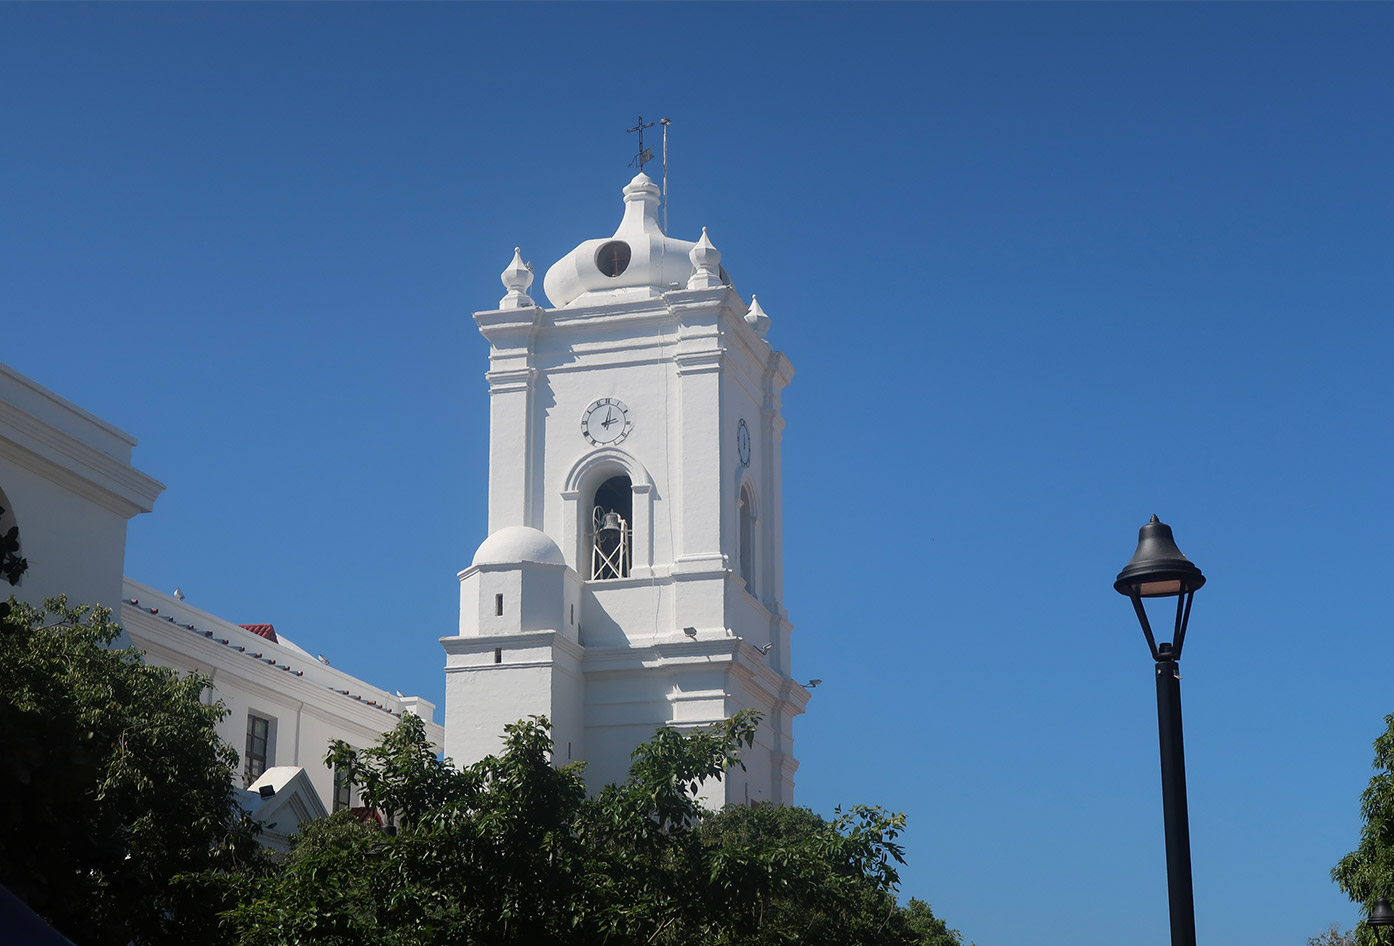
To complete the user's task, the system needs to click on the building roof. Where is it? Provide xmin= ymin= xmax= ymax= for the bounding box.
xmin=125 ymin=591 xmax=410 ymax=724
xmin=471 ymin=525 xmax=566 ymax=566
xmin=541 ymin=172 xmax=727 ymax=308
xmin=239 ymin=623 xmax=279 ymax=643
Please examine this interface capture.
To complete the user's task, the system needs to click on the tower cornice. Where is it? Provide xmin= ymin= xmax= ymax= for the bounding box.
xmin=475 ymin=304 xmax=543 ymax=336
xmin=483 ymin=367 xmax=535 ymax=394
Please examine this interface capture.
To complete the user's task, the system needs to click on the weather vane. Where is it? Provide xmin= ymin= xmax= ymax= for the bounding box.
xmin=627 ymin=116 xmax=655 ymax=171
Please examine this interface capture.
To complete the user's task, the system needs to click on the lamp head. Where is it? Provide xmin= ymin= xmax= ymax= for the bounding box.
xmin=1369 ymin=898 xmax=1394 ymax=928
xmin=1114 ymin=515 xmax=1205 ymax=598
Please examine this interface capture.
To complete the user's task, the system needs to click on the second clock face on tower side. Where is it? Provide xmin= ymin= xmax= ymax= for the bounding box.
xmin=737 ymin=419 xmax=751 ymax=465
xmin=581 ymin=398 xmax=633 ymax=446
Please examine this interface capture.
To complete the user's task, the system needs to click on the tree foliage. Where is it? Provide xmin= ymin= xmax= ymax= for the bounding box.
xmin=1332 ymin=713 xmax=1394 ymax=945
xmin=0 ymin=596 xmax=265 ymax=945
xmin=1309 ymin=924 xmax=1357 ymax=946
xmin=0 ymin=502 xmax=27 ymax=586
xmin=697 ymin=802 xmax=961 ymax=946
xmin=0 ymin=593 xmax=964 ymax=945
xmin=225 ymin=711 xmax=964 ymax=946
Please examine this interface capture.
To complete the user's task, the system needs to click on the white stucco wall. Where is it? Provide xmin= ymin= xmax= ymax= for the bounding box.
xmin=0 ymin=362 xmax=164 ymax=613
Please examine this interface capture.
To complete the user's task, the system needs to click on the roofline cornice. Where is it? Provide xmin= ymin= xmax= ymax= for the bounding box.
xmin=0 ymin=361 xmax=140 ymax=445
xmin=127 ymin=616 xmax=409 ymax=731
xmin=1 ymin=402 xmax=165 ymax=517
xmin=120 ymin=582 xmax=442 ymax=735
xmin=440 ymin=629 xmax=585 ymax=662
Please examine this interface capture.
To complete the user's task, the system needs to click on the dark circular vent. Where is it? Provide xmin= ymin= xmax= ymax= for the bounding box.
xmin=595 ymin=241 xmax=632 ymax=278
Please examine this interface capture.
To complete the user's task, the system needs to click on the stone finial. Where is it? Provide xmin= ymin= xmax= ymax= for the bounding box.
xmin=686 ymin=227 xmax=724 ymax=290
xmin=745 ymin=294 xmax=771 ymax=337
xmin=499 ymin=247 xmax=535 ymax=309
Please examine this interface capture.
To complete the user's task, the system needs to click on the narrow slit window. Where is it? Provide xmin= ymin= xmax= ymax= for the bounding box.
xmin=333 ymin=767 xmax=352 ymax=812
xmin=570 ymin=603 xmax=575 ymax=625
xmin=494 ymin=647 xmax=502 ymax=664
xmin=495 ymin=593 xmax=504 ymax=616
xmin=739 ymin=484 xmax=756 ymax=593
xmin=244 ymin=713 xmax=270 ymax=786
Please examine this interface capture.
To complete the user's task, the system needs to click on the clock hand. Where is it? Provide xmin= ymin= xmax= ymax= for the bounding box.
xmin=602 ymin=408 xmax=616 ymax=428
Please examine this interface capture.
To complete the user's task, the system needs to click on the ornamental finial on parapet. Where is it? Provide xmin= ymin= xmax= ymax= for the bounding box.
xmin=499 ymin=247 xmax=535 ymax=309
xmin=745 ymin=294 xmax=770 ymax=337
xmin=686 ymin=227 xmax=723 ymax=289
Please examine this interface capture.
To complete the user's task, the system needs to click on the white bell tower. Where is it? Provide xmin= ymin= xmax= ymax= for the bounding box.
xmin=443 ymin=172 xmax=806 ymax=805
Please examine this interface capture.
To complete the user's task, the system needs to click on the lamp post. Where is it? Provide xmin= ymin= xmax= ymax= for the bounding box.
xmin=1115 ymin=515 xmax=1206 ymax=946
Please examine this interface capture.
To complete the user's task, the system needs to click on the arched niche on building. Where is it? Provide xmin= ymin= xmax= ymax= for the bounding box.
xmin=562 ymin=448 xmax=654 ymax=579
xmin=0 ymin=484 xmax=23 ymax=588
xmin=737 ymin=480 xmax=758 ymax=595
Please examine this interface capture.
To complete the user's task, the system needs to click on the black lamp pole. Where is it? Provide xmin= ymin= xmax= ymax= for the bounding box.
xmin=1115 ymin=515 xmax=1206 ymax=946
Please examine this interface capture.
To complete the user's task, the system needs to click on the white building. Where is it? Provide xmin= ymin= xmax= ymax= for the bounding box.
xmin=444 ymin=172 xmax=809 ymax=806
xmin=121 ymin=579 xmax=443 ymax=816
xmin=0 ymin=363 xmax=163 ymax=614
xmin=0 ymin=361 xmax=442 ymax=824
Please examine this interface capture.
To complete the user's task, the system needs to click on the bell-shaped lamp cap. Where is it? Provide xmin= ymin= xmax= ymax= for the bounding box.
xmin=1114 ymin=515 xmax=1206 ymax=598
xmin=1368 ymin=898 xmax=1394 ymax=927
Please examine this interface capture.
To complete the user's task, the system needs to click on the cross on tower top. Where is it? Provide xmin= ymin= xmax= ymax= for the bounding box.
xmin=627 ymin=116 xmax=655 ymax=171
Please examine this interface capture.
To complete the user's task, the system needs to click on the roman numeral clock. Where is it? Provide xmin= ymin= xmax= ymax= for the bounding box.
xmin=581 ymin=398 xmax=633 ymax=446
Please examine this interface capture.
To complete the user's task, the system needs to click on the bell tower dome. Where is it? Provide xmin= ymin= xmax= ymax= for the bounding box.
xmin=443 ymin=171 xmax=805 ymax=807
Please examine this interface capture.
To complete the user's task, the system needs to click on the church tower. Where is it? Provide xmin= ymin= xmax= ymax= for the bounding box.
xmin=443 ymin=171 xmax=806 ymax=805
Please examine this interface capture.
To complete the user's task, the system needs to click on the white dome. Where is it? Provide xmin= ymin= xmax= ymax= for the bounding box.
xmin=543 ymin=173 xmax=723 ymax=308
xmin=471 ymin=526 xmax=566 ymax=567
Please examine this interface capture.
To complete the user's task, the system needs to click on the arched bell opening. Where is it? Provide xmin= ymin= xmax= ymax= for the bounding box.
xmin=590 ymin=475 xmax=633 ymax=580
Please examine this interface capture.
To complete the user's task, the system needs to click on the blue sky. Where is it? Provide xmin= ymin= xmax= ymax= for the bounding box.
xmin=3 ymin=4 xmax=1392 ymax=945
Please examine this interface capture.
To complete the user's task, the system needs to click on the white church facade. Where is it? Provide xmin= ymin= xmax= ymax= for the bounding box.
xmin=444 ymin=171 xmax=809 ymax=806
xmin=0 ymin=361 xmax=443 ymax=833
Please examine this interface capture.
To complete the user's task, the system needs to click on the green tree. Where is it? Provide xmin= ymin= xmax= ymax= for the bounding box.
xmin=229 ymin=714 xmax=593 ymax=945
xmin=696 ymin=801 xmax=962 ymax=946
xmin=1333 ymin=713 xmax=1394 ymax=945
xmin=577 ymin=710 xmax=762 ymax=942
xmin=0 ymin=596 xmax=264 ymax=946
xmin=225 ymin=710 xmax=963 ymax=946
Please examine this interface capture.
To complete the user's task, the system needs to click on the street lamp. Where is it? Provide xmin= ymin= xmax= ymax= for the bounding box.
xmin=1115 ymin=515 xmax=1206 ymax=946
xmin=1369 ymin=898 xmax=1394 ymax=943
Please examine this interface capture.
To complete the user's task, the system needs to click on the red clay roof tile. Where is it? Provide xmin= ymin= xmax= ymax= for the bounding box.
xmin=239 ymin=623 xmax=278 ymax=643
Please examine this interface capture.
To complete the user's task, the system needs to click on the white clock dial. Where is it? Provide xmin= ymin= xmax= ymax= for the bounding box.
xmin=581 ymin=398 xmax=633 ymax=446
xmin=737 ymin=419 xmax=751 ymax=465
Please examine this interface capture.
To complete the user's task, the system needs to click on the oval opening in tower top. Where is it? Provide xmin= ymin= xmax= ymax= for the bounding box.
xmin=595 ymin=241 xmax=631 ymax=278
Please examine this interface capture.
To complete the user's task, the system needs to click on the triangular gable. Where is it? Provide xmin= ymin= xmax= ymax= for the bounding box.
xmin=244 ymin=766 xmax=329 ymax=853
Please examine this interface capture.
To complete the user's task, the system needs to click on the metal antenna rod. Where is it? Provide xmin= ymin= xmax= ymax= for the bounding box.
xmin=659 ymin=118 xmax=671 ymax=234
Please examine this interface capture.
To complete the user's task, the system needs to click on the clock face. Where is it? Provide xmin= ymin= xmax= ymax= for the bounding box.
xmin=737 ymin=419 xmax=751 ymax=465
xmin=581 ymin=398 xmax=633 ymax=446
